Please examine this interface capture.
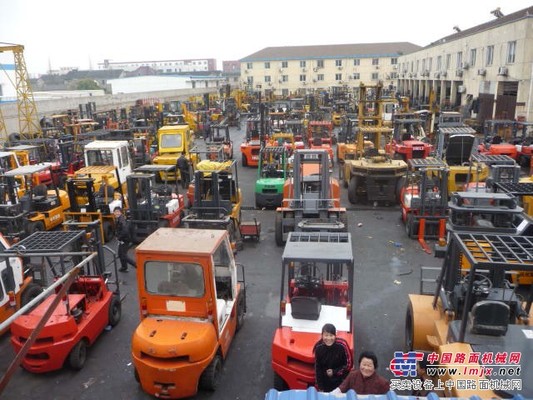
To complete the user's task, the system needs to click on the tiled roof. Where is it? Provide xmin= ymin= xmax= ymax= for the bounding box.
xmin=240 ymin=42 xmax=422 ymax=62
xmin=425 ymin=5 xmax=533 ymax=48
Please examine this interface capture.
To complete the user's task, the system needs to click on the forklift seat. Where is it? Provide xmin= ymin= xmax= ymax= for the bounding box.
xmin=469 ymin=300 xmax=509 ymax=336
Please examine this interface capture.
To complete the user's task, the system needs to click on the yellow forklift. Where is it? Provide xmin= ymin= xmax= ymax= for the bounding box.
xmin=3 ymin=164 xmax=70 ymax=236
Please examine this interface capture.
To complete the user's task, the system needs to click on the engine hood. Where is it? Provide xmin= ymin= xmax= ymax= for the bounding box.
xmin=132 ymin=317 xmax=217 ymax=363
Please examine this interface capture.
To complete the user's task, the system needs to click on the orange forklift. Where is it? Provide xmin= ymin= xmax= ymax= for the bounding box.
xmin=240 ymin=116 xmax=263 ymax=167
xmin=132 ymin=228 xmax=246 ymax=399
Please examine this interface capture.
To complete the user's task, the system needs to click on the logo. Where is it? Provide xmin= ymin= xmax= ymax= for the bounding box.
xmin=389 ymin=351 xmax=425 ymax=377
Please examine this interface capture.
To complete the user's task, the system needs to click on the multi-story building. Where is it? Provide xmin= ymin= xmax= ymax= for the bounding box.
xmin=239 ymin=43 xmax=421 ymax=97
xmin=397 ymin=5 xmax=533 ymax=122
xmin=98 ymin=58 xmax=217 ymax=73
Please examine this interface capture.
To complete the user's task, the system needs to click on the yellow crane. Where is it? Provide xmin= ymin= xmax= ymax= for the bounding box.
xmin=0 ymin=42 xmax=42 ymax=140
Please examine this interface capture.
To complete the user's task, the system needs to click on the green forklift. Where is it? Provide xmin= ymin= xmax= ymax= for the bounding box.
xmin=254 ymin=146 xmax=288 ymax=209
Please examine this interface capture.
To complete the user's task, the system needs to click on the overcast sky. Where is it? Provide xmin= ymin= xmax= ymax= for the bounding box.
xmin=1 ymin=1 xmax=532 ymax=75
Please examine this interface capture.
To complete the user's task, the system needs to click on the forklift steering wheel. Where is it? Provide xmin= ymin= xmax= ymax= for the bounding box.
xmin=466 ymin=273 xmax=493 ymax=295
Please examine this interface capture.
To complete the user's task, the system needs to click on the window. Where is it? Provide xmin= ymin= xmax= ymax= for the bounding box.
xmin=160 ymin=134 xmax=183 ymax=149
xmin=264 ymin=62 xmax=270 ymax=69
xmin=416 ymin=60 xmax=419 ymax=72
xmin=265 ymin=76 xmax=271 ymax=83
xmin=372 ymin=58 xmax=379 ymax=66
xmin=335 ymin=60 xmax=342 ymax=67
xmin=317 ymin=60 xmax=324 ymax=68
xmin=445 ymin=54 xmax=451 ymax=70
xmin=436 ymin=56 xmax=442 ymax=71
xmin=86 ymin=149 xmax=114 ymax=166
xmin=353 ymin=73 xmax=360 ymax=80
xmin=456 ymin=51 xmax=463 ymax=69
xmin=246 ymin=62 xmax=253 ymax=69
xmin=247 ymin=76 xmax=253 ymax=85
xmin=391 ymin=57 xmax=398 ymax=65
xmin=421 ymin=59 xmax=426 ymax=71
xmin=300 ymin=61 xmax=306 ymax=68
xmin=281 ymin=61 xmax=288 ymax=68
xmin=282 ymin=75 xmax=288 ymax=82
xmin=120 ymin=146 xmax=129 ymax=168
xmin=470 ymin=49 xmax=477 ymax=66
xmin=371 ymin=72 xmax=379 ymax=80
xmin=145 ymin=261 xmax=204 ymax=297
xmin=353 ymin=59 xmax=360 ymax=66
xmin=507 ymin=41 xmax=516 ymax=63
xmin=428 ymin=58 xmax=432 ymax=72
xmin=299 ymin=74 xmax=306 ymax=82
xmin=335 ymin=73 xmax=342 ymax=81
xmin=390 ymin=72 xmax=398 ymax=79
xmin=317 ymin=74 xmax=324 ymax=81
xmin=486 ymin=45 xmax=494 ymax=66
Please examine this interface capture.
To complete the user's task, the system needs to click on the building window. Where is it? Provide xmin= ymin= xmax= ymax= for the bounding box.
xmin=372 ymin=58 xmax=379 ymax=66
xmin=317 ymin=74 xmax=324 ymax=81
xmin=335 ymin=73 xmax=342 ymax=81
xmin=265 ymin=62 xmax=270 ymax=69
xmin=247 ymin=77 xmax=253 ymax=85
xmin=299 ymin=75 xmax=306 ymax=82
xmin=436 ymin=56 xmax=442 ymax=71
xmin=265 ymin=76 xmax=271 ymax=83
xmin=469 ymin=49 xmax=476 ymax=67
xmin=507 ymin=41 xmax=516 ymax=63
xmin=421 ymin=59 xmax=426 ymax=71
xmin=353 ymin=73 xmax=360 ymax=80
xmin=416 ymin=60 xmax=419 ymax=72
xmin=371 ymin=72 xmax=379 ymax=80
xmin=300 ymin=61 xmax=306 ymax=68
xmin=486 ymin=45 xmax=494 ymax=66
xmin=390 ymin=72 xmax=398 ymax=79
xmin=456 ymin=52 xmax=462 ymax=69
xmin=317 ymin=60 xmax=324 ymax=68
xmin=445 ymin=54 xmax=451 ymax=70
xmin=335 ymin=60 xmax=342 ymax=67
xmin=353 ymin=59 xmax=360 ymax=66
xmin=281 ymin=61 xmax=288 ymax=68
xmin=282 ymin=75 xmax=288 ymax=82
xmin=391 ymin=57 xmax=398 ymax=65
xmin=246 ymin=62 xmax=253 ymax=70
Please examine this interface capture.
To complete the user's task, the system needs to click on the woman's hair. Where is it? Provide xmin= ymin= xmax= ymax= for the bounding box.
xmin=359 ymin=351 xmax=378 ymax=368
xmin=321 ymin=323 xmax=336 ymax=336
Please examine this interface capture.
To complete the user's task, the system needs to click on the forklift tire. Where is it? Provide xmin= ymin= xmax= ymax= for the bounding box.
xmin=236 ymin=290 xmax=246 ymax=331
xmin=348 ymin=176 xmax=359 ymax=204
xmin=242 ymin=155 xmax=248 ymax=167
xmin=200 ymin=354 xmax=222 ymax=391
xmin=405 ymin=303 xmax=415 ymax=351
xmin=275 ymin=212 xmax=284 ymax=247
xmin=134 ymin=367 xmax=140 ymax=383
xmin=396 ymin=177 xmax=406 ymax=203
xmin=108 ymin=295 xmax=121 ymax=327
xmin=103 ymin=221 xmax=114 ymax=242
xmin=405 ymin=214 xmax=418 ymax=239
xmin=273 ymin=373 xmax=288 ymax=391
xmin=69 ymin=339 xmax=88 ymax=370
xmin=21 ymin=283 xmax=43 ymax=307
xmin=339 ymin=212 xmax=348 ymax=232
xmin=27 ymin=221 xmax=45 ymax=235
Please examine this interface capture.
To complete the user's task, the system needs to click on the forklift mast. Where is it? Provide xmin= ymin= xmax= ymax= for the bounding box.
xmin=291 ymin=150 xmax=331 ymax=209
xmin=192 ymin=170 xmax=232 ymax=220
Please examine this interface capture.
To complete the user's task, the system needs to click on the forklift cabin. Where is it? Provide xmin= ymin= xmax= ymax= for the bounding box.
xmin=0 ymin=174 xmax=26 ymax=240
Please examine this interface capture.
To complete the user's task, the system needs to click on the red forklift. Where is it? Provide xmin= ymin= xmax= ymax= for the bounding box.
xmin=271 ymin=231 xmax=355 ymax=390
xmin=207 ymin=123 xmax=233 ymax=160
xmin=477 ymin=119 xmax=518 ymax=159
xmin=307 ymin=121 xmax=334 ymax=165
xmin=386 ymin=112 xmax=433 ymax=161
xmin=240 ymin=116 xmax=262 ymax=167
xmin=8 ymin=223 xmax=121 ymax=373
xmin=399 ymin=158 xmax=449 ymax=254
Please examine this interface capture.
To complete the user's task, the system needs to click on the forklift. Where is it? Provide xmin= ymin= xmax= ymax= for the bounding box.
xmin=207 ymin=123 xmax=233 ymax=160
xmin=65 ymin=173 xmax=124 ymax=242
xmin=3 ymin=164 xmax=71 ymax=237
xmin=182 ymin=160 xmax=243 ymax=250
xmin=399 ymin=158 xmax=449 ymax=254
xmin=126 ymin=164 xmax=186 ymax=243
xmin=275 ymin=149 xmax=347 ymax=246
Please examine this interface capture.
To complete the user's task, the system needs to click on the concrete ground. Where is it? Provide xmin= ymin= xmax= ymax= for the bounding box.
xmin=0 ymin=124 xmax=444 ymax=400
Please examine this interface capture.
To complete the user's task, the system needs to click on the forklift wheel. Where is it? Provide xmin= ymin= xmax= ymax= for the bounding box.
xmin=28 ymin=221 xmax=45 ymax=235
xmin=108 ymin=295 xmax=121 ymax=327
xmin=236 ymin=291 xmax=246 ymax=331
xmin=200 ymin=355 xmax=222 ymax=391
xmin=273 ymin=373 xmax=288 ymax=391
xmin=275 ymin=213 xmax=284 ymax=247
xmin=348 ymin=177 xmax=359 ymax=204
xmin=69 ymin=340 xmax=88 ymax=370
xmin=21 ymin=282 xmax=43 ymax=307
xmin=134 ymin=367 xmax=140 ymax=383
xmin=242 ymin=155 xmax=248 ymax=167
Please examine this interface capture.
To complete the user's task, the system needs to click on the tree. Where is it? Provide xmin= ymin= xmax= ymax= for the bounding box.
xmin=73 ymin=79 xmax=101 ymax=90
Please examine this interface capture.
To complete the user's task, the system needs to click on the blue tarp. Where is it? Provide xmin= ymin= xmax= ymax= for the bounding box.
xmin=265 ymin=387 xmax=529 ymax=400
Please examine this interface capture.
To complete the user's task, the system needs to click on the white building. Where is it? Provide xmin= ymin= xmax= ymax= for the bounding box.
xmin=397 ymin=5 xmax=533 ymax=123
xmin=106 ymin=75 xmax=225 ymax=94
xmin=98 ymin=58 xmax=217 ymax=73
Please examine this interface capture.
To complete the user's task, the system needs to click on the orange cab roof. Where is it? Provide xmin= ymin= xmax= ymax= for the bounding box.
xmin=136 ymin=228 xmax=226 ymax=255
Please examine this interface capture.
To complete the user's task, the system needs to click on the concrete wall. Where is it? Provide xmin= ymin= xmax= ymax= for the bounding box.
xmin=0 ymin=87 xmax=216 ymax=138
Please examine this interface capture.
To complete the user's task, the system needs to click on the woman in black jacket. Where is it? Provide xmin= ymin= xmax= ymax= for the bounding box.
xmin=313 ymin=323 xmax=353 ymax=392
